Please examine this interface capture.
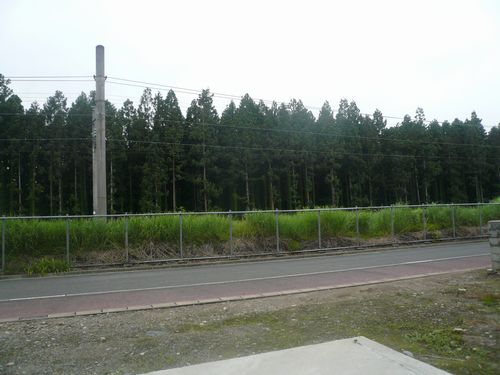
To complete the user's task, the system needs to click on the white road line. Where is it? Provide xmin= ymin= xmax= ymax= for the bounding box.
xmin=0 ymin=240 xmax=488 ymax=283
xmin=0 ymin=253 xmax=489 ymax=303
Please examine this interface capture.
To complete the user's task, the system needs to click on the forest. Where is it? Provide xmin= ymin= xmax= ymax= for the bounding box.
xmin=1 ymin=74 xmax=499 ymax=216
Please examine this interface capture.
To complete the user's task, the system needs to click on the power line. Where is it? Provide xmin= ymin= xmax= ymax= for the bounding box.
xmin=5 ymin=76 xmax=92 ymax=79
xmin=123 ymin=139 xmax=500 ymax=161
xmin=7 ymin=79 xmax=94 ymax=82
xmin=1 ymin=136 xmax=496 ymax=162
xmin=4 ymin=75 xmax=498 ymax=130
xmin=106 ymin=78 xmax=323 ymax=111
xmin=0 ymin=137 xmax=90 ymax=142
xmin=0 ymin=112 xmax=91 ymax=117
xmin=148 ymin=118 xmax=500 ymax=149
xmin=104 ymin=76 xmax=474 ymax=126
xmin=0 ymin=111 xmax=499 ymax=149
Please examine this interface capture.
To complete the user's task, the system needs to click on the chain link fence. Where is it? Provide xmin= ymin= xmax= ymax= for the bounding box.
xmin=1 ymin=202 xmax=500 ymax=273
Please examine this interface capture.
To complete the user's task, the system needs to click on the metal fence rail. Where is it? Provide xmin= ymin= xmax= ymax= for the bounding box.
xmin=1 ymin=202 xmax=499 ymax=272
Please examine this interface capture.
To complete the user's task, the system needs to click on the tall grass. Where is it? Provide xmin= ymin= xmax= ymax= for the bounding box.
xmin=3 ymin=202 xmax=500 ymax=270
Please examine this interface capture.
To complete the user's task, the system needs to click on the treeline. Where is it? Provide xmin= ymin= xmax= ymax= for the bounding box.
xmin=0 ymin=74 xmax=499 ymax=215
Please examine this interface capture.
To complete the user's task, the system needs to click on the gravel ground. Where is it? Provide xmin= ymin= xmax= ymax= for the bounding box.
xmin=0 ymin=270 xmax=498 ymax=375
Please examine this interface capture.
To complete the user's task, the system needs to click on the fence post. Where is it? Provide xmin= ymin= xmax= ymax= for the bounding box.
xmin=65 ymin=214 xmax=70 ymax=265
xmin=229 ymin=210 xmax=233 ymax=256
xmin=479 ymin=203 xmax=483 ymax=236
xmin=355 ymin=206 xmax=360 ymax=245
xmin=390 ymin=205 xmax=395 ymax=244
xmin=275 ymin=208 xmax=280 ymax=254
xmin=451 ymin=205 xmax=456 ymax=239
xmin=124 ymin=213 xmax=129 ymax=263
xmin=317 ymin=209 xmax=322 ymax=249
xmin=1 ymin=216 xmax=5 ymax=273
xmin=422 ymin=205 xmax=427 ymax=240
xmin=179 ymin=212 xmax=183 ymax=258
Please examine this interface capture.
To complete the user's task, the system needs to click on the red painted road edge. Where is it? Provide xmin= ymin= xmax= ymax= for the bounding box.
xmin=0 ymin=256 xmax=490 ymax=322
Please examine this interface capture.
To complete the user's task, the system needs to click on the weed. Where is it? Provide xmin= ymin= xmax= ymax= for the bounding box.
xmin=480 ymin=294 xmax=498 ymax=307
xmin=25 ymin=258 xmax=70 ymax=276
xmin=405 ymin=328 xmax=464 ymax=356
xmin=3 ymin=202 xmax=500 ymax=272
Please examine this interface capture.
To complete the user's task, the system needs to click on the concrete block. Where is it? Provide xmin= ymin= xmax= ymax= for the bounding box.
xmin=126 ymin=305 xmax=153 ymax=311
xmin=140 ymin=336 xmax=451 ymax=375
xmin=197 ymin=298 xmax=221 ymax=305
xmin=75 ymin=309 xmax=103 ymax=316
xmin=102 ymin=307 xmax=128 ymax=314
xmin=488 ymin=220 xmax=500 ymax=237
xmin=47 ymin=312 xmax=76 ymax=319
xmin=151 ymin=302 xmax=177 ymax=309
xmin=489 ymin=221 xmax=500 ymax=272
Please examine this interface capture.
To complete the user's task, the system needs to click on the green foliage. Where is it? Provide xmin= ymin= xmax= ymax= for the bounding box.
xmin=320 ymin=210 xmax=356 ymax=236
xmin=483 ymin=203 xmax=500 ymax=222
xmin=183 ymin=214 xmax=228 ymax=244
xmin=1 ymin=72 xmax=500 ymax=216
xmin=480 ymin=294 xmax=498 ymax=307
xmin=279 ymin=212 xmax=317 ymax=240
xmin=3 ymin=203 xmax=500 ymax=271
xmin=427 ymin=205 xmax=452 ymax=230
xmin=235 ymin=212 xmax=275 ymax=238
xmin=404 ymin=328 xmax=464 ymax=356
xmin=5 ymin=219 xmax=66 ymax=256
xmin=25 ymin=257 xmax=70 ymax=276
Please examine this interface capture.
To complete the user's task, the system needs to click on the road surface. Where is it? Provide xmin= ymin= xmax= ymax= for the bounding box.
xmin=0 ymin=241 xmax=491 ymax=321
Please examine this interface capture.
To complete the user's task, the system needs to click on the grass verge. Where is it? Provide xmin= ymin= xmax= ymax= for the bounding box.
xmin=2 ymin=202 xmax=500 ymax=273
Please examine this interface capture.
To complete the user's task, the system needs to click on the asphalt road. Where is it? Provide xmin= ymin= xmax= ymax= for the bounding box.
xmin=0 ymin=241 xmax=491 ymax=321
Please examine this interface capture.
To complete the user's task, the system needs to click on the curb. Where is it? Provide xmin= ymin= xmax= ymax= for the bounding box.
xmin=0 ymin=265 xmax=486 ymax=323
xmin=0 ymin=238 xmax=487 ymax=281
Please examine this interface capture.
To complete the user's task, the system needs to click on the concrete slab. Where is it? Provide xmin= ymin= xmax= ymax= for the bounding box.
xmin=142 ymin=337 xmax=450 ymax=375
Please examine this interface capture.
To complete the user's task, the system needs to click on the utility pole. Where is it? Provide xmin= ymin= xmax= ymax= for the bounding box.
xmin=92 ymin=109 xmax=97 ymax=212
xmin=93 ymin=45 xmax=107 ymax=215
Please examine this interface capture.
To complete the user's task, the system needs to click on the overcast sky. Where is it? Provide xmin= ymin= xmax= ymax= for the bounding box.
xmin=1 ymin=0 xmax=499 ymax=129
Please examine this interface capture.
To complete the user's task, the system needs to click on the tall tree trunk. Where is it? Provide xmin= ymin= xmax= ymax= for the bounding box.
xmin=128 ymin=168 xmax=133 ymax=213
xmin=110 ymin=159 xmax=114 ymax=213
xmin=193 ymin=182 xmax=197 ymax=211
xmin=17 ymin=153 xmax=22 ymax=213
xmin=74 ymin=159 xmax=77 ymax=213
xmin=164 ymin=182 xmax=168 ymax=212
xmin=31 ymin=158 xmax=36 ymax=215
xmin=49 ymin=159 xmax=53 ymax=216
xmin=330 ymin=168 xmax=336 ymax=207
xmin=203 ymin=162 xmax=208 ymax=212
xmin=348 ymin=173 xmax=352 ymax=207
xmin=474 ymin=175 xmax=480 ymax=203
xmin=268 ymin=161 xmax=274 ymax=210
xmin=154 ymin=180 xmax=158 ymax=211
xmin=58 ymin=175 xmax=62 ymax=214
xmin=245 ymin=160 xmax=250 ymax=210
xmin=82 ymin=163 xmax=87 ymax=214
xmin=172 ymin=157 xmax=176 ymax=211
xmin=369 ymin=179 xmax=373 ymax=206
xmin=311 ymin=168 xmax=316 ymax=207
xmin=423 ymin=159 xmax=429 ymax=203
xmin=414 ymin=165 xmax=421 ymax=205
xmin=305 ymin=164 xmax=310 ymax=207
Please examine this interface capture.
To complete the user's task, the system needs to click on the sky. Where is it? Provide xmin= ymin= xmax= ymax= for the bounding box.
xmin=1 ymin=0 xmax=499 ymax=130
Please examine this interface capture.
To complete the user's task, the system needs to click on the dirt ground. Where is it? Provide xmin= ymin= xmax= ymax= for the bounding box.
xmin=0 ymin=270 xmax=498 ymax=375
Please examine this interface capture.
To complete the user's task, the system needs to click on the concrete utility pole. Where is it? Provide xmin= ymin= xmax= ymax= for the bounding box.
xmin=92 ymin=110 xmax=97 ymax=212
xmin=93 ymin=45 xmax=107 ymax=215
